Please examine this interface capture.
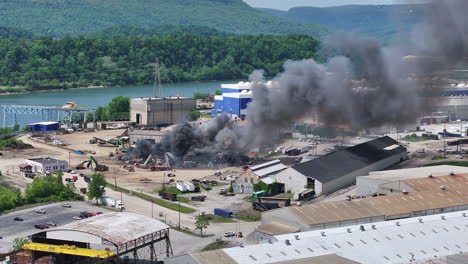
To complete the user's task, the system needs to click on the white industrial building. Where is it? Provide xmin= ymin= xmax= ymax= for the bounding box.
xmin=128 ymin=129 xmax=165 ymax=144
xmin=356 ymin=165 xmax=468 ymax=196
xmin=25 ymin=157 xmax=68 ymax=174
xmin=166 ymin=210 xmax=468 ymax=264
xmin=275 ymin=136 xmax=407 ymax=197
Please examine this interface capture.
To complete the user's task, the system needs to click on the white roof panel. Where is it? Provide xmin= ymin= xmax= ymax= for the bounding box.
xmin=254 ymin=164 xmax=287 ymax=177
xmin=251 ymin=160 xmax=281 ymax=171
xmin=223 ymin=210 xmax=468 ymax=264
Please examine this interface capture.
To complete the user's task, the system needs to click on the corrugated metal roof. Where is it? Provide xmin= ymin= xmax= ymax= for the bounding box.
xmin=273 ymin=254 xmax=361 ymax=264
xmin=402 ymin=174 xmax=468 ymax=192
xmin=191 ymin=250 xmax=237 ymax=264
xmin=447 ymin=252 xmax=468 ymax=263
xmin=272 ymin=174 xmax=468 ymax=226
xmin=254 ymin=164 xmax=287 ymax=177
xmin=222 ymin=210 xmax=468 ymax=264
xmin=250 ymin=160 xmax=281 ymax=171
xmin=255 ymin=223 xmax=300 ymax=236
xmin=49 ymin=212 xmax=169 ymax=246
xmin=293 ymin=136 xmax=406 ymax=184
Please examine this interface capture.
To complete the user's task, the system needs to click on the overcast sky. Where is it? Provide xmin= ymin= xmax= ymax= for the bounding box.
xmin=243 ymin=0 xmax=427 ymax=10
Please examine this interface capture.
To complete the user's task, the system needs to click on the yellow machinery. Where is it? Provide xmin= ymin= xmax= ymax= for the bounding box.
xmin=23 ymin=243 xmax=115 ymax=259
xmin=62 ymin=102 xmax=78 ymax=109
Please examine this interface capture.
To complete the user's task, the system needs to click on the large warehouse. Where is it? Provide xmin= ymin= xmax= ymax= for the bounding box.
xmin=130 ymin=97 xmax=196 ymax=126
xmin=356 ymin=165 xmax=468 ymax=196
xmin=166 ymin=210 xmax=468 ymax=264
xmin=6 ymin=212 xmax=173 ymax=263
xmin=275 ymin=136 xmax=407 ymax=197
xmin=262 ymin=173 xmax=468 ymax=231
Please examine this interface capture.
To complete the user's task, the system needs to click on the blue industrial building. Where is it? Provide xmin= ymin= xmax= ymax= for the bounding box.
xmin=28 ymin=122 xmax=60 ymax=132
xmin=212 ymin=82 xmax=253 ymax=119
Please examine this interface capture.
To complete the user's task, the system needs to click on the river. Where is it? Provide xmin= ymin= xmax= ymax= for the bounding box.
xmin=0 ymin=80 xmax=238 ymax=127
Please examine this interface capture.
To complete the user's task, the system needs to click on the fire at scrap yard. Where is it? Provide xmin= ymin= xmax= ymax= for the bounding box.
xmin=3 ymin=0 xmax=468 ymax=263
xmin=122 ymin=115 xmax=252 ymax=169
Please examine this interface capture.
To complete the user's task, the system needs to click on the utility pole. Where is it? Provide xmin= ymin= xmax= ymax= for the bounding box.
xmin=443 ymin=122 xmax=447 ymax=158
xmin=178 ymin=201 xmax=181 ymax=229
xmin=153 ymin=58 xmax=162 ymax=98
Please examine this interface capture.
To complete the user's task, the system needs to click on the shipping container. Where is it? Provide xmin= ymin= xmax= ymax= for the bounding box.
xmin=159 ymin=191 xmax=177 ymax=201
xmin=214 ymin=208 xmax=233 ymax=218
xmin=176 ymin=182 xmax=188 ymax=192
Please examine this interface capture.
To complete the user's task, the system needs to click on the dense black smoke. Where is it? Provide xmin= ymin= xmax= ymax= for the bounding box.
xmin=127 ymin=0 xmax=468 ymax=166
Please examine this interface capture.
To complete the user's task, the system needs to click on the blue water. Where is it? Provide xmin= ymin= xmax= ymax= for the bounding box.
xmin=0 ymin=80 xmax=239 ymax=127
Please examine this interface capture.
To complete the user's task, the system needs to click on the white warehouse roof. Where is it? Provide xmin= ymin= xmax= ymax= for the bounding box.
xmin=358 ymin=165 xmax=468 ymax=181
xmin=222 ymin=210 xmax=468 ymax=264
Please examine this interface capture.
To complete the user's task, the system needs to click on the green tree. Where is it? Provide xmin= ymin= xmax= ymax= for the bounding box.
xmin=215 ymin=90 xmax=222 ymax=95
xmin=190 ymin=110 xmax=201 ymax=121
xmin=193 ymin=92 xmax=210 ymax=100
xmin=23 ymin=125 xmax=32 ymax=132
xmin=11 ymin=237 xmax=30 ymax=251
xmin=87 ymin=173 xmax=107 ymax=204
xmin=195 ymin=214 xmax=210 ymax=236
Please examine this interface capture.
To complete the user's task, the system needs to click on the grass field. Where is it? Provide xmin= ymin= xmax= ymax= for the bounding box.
xmin=107 ymin=182 xmax=196 ymax=214
xmin=206 ymin=214 xmax=235 ymax=223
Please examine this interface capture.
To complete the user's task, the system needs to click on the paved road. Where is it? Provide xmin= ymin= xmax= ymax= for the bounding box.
xmin=0 ymin=201 xmax=111 ymax=252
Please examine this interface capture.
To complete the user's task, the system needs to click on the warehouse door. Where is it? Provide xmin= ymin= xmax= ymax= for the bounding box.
xmin=136 ymin=114 xmax=141 ymax=124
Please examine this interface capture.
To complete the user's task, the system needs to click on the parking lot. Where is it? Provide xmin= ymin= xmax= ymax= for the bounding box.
xmin=0 ymin=201 xmax=112 ymax=252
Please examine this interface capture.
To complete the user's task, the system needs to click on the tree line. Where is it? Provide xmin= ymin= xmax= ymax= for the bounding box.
xmin=0 ymin=34 xmax=319 ymax=93
xmin=0 ymin=172 xmax=82 ymax=213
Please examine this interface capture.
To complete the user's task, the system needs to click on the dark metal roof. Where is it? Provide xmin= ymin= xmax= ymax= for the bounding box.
xmin=292 ymin=136 xmax=406 ymax=184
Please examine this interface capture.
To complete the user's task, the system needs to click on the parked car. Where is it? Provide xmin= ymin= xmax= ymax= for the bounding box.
xmin=223 ymin=232 xmax=235 ymax=237
xmin=88 ymin=213 xmax=96 ymax=217
xmin=70 ymin=170 xmax=77 ymax=174
xmin=34 ymin=224 xmax=48 ymax=229
xmin=35 ymin=209 xmax=46 ymax=214
xmin=46 ymin=222 xmax=56 ymax=227
xmin=61 ymin=203 xmax=72 ymax=208
xmin=73 ymin=216 xmax=82 ymax=220
xmin=167 ymin=173 xmax=176 ymax=177
xmin=14 ymin=217 xmax=23 ymax=221
xmin=96 ymin=212 xmax=103 ymax=215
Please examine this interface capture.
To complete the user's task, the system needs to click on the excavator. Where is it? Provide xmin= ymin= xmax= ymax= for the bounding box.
xmin=76 ymin=156 xmax=109 ymax=171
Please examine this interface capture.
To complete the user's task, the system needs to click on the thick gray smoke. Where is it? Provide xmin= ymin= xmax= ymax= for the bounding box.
xmin=127 ymin=0 xmax=468 ymax=166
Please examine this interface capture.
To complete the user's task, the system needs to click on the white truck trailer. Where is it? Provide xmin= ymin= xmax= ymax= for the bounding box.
xmin=101 ymin=196 xmax=125 ymax=209
xmin=176 ymin=181 xmax=188 ymax=192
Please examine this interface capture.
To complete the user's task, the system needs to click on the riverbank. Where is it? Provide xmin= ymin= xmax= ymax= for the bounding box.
xmin=0 ymin=85 xmax=108 ymax=96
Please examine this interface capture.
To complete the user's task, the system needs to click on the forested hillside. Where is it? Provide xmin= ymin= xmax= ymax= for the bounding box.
xmin=0 ymin=34 xmax=319 ymax=93
xmin=258 ymin=4 xmax=425 ymax=41
xmin=94 ymin=25 xmax=231 ymax=38
xmin=0 ymin=26 xmax=35 ymax=40
xmin=0 ymin=0 xmax=327 ymax=38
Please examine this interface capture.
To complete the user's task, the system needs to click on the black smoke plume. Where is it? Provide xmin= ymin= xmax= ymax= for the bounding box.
xmin=127 ymin=0 xmax=468 ymax=166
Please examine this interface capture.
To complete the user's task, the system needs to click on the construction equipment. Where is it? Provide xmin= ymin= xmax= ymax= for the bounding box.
xmin=62 ymin=102 xmax=78 ymax=109
xmin=22 ymin=242 xmax=115 ymax=258
xmin=76 ymin=156 xmax=109 ymax=171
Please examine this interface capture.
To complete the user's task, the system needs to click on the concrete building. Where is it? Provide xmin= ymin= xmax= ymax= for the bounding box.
xmin=130 ymin=97 xmax=196 ymax=126
xmin=128 ymin=129 xmax=165 ymax=144
xmin=356 ymin=165 xmax=468 ymax=196
xmin=275 ymin=136 xmax=407 ymax=197
xmin=167 ymin=210 xmax=468 ymax=264
xmin=262 ymin=173 xmax=468 ymax=231
xmin=18 ymin=164 xmax=34 ymax=178
xmin=25 ymin=157 xmax=68 ymax=174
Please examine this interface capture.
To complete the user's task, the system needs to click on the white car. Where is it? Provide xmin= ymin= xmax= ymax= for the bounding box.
xmin=73 ymin=216 xmax=82 ymax=220
xmin=46 ymin=222 xmax=57 ymax=227
xmin=61 ymin=203 xmax=72 ymax=208
xmin=35 ymin=209 xmax=46 ymax=214
xmin=70 ymin=170 xmax=77 ymax=174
